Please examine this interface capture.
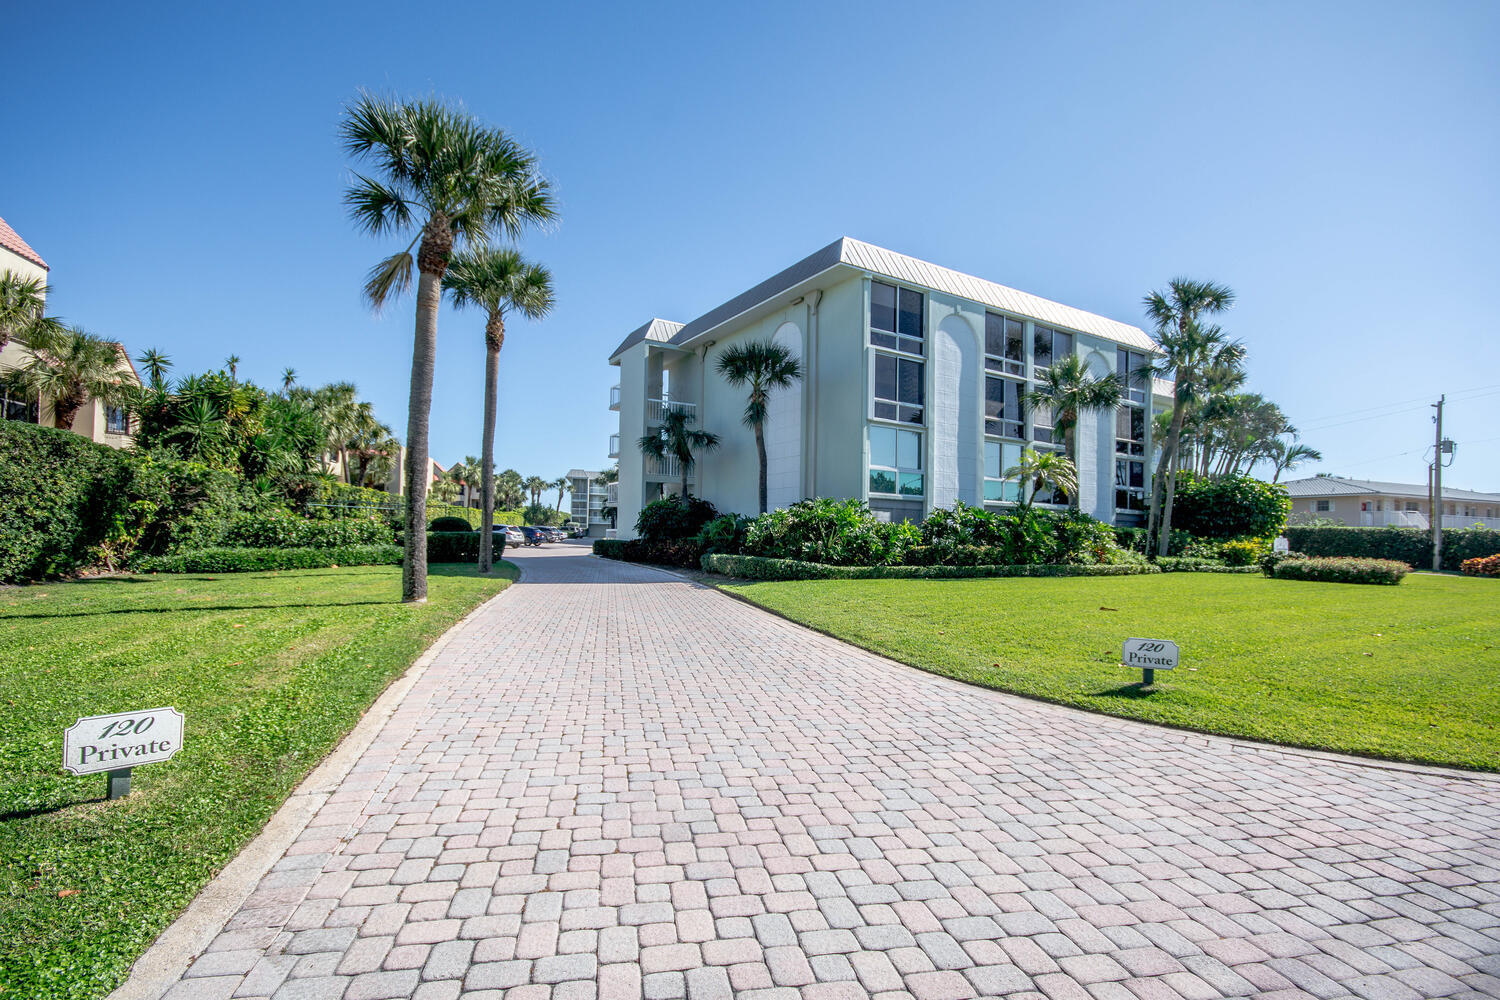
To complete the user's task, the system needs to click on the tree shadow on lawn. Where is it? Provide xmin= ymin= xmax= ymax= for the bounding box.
xmin=0 ymin=599 xmax=401 ymax=621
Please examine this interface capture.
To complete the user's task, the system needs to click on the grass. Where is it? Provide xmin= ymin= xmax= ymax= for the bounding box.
xmin=0 ymin=563 xmax=517 ymax=1000
xmin=719 ymin=572 xmax=1500 ymax=771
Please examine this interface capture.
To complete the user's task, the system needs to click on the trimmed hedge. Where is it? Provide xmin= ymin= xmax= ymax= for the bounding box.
xmin=133 ymin=545 xmax=402 ymax=574
xmin=636 ymin=495 xmax=719 ymax=541
xmin=1271 ymin=556 xmax=1408 ymax=585
xmin=223 ymin=510 xmax=395 ymax=548
xmin=427 ymin=531 xmax=490 ymax=563
xmin=428 ymin=515 xmax=476 ymax=533
xmin=700 ymin=553 xmax=1162 ymax=581
xmin=1284 ymin=524 xmax=1500 ymax=570
xmin=1154 ymin=557 xmax=1260 ymax=574
xmin=593 ymin=537 xmax=704 ymax=567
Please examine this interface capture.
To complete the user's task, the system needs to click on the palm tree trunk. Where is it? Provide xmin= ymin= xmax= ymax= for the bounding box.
xmin=1154 ymin=395 xmax=1188 ymax=557
xmin=755 ymin=421 xmax=768 ymax=514
xmin=478 ymin=327 xmax=501 ymax=573
xmin=402 ymin=270 xmax=442 ymax=603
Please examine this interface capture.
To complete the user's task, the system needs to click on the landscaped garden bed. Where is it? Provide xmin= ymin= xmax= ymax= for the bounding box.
xmin=0 ymin=563 xmax=516 ymax=999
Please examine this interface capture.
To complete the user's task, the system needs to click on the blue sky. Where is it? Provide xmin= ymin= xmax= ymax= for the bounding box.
xmin=5 ymin=0 xmax=1497 ymax=489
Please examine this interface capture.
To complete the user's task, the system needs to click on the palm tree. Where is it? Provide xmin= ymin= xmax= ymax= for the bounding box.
xmin=1142 ymin=278 xmax=1241 ymax=556
xmin=444 ymin=247 xmax=555 ymax=572
xmin=714 ymin=339 xmax=803 ymax=514
xmin=524 ymin=475 xmax=548 ymax=507
xmin=225 ymin=355 xmax=241 ymax=382
xmin=0 ymin=273 xmax=62 ymax=350
xmin=638 ymin=408 xmax=720 ymax=500
xmin=1268 ymin=436 xmax=1322 ymax=483
xmin=282 ymin=367 xmax=297 ymax=391
xmin=553 ymin=476 xmax=570 ymax=511
xmin=1 ymin=325 xmax=132 ymax=429
xmin=1021 ymin=354 xmax=1121 ymax=507
xmin=1005 ymin=447 xmax=1079 ymax=508
xmin=341 ymin=92 xmax=556 ymax=603
xmin=135 ymin=348 xmax=173 ymax=389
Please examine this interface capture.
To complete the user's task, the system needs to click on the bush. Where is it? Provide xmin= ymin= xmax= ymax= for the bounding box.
xmin=132 ymin=545 xmax=402 ymax=574
xmin=429 ymin=515 xmax=476 ymax=533
xmin=743 ymin=498 xmax=914 ymax=566
xmin=593 ymin=537 xmax=703 ymax=567
xmin=700 ymin=553 xmax=1162 ymax=581
xmin=1460 ymin=554 xmax=1500 ymax=577
xmin=1155 ymin=557 xmax=1260 ymax=573
xmin=593 ymin=539 xmax=627 ymax=559
xmin=522 ymin=502 xmax=563 ymax=526
xmin=1259 ymin=550 xmax=1309 ymax=577
xmin=1114 ymin=525 xmax=1192 ymax=556
xmin=1271 ymin=556 xmax=1408 ymax=585
xmin=1168 ymin=473 xmax=1291 ymax=539
xmin=635 ymin=495 xmax=720 ymax=541
xmin=426 ymin=531 xmax=487 ymax=563
xmin=696 ymin=514 xmax=750 ymax=555
xmin=1218 ymin=538 xmax=1266 ymax=566
xmin=1284 ymin=525 xmax=1500 ymax=570
xmin=222 ymin=509 xmax=395 ymax=549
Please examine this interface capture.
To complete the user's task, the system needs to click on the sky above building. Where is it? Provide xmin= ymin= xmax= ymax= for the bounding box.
xmin=4 ymin=0 xmax=1496 ymax=489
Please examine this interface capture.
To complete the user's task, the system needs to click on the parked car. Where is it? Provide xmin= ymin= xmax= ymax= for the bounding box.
xmin=494 ymin=525 xmax=526 ymax=548
xmin=519 ymin=526 xmax=547 ymax=546
xmin=544 ymin=527 xmax=566 ymax=542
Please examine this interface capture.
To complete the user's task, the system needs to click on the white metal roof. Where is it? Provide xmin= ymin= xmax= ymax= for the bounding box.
xmin=1282 ymin=476 xmax=1500 ymax=503
xmin=608 ymin=318 xmax=684 ymax=362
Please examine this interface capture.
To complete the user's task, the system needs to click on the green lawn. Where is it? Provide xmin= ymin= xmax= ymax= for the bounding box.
xmin=720 ymin=572 xmax=1500 ymax=771
xmin=0 ymin=563 xmax=517 ymax=1000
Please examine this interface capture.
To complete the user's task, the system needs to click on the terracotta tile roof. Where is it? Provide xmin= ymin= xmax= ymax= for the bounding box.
xmin=0 ymin=215 xmax=48 ymax=271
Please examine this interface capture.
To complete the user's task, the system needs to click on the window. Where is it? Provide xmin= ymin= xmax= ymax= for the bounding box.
xmin=1116 ymin=348 xmax=1149 ymax=404
xmin=985 ymin=376 xmax=1023 ymax=438
xmin=1 ymin=388 xmax=39 ymax=424
xmin=870 ymin=281 xmax=924 ymax=355
xmin=873 ymin=353 xmax=924 ymax=423
xmin=869 ymin=425 xmax=923 ymax=497
xmin=1115 ymin=405 xmax=1145 ymax=456
xmin=1032 ymin=325 xmax=1073 ymax=370
xmin=1115 ymin=459 xmax=1146 ymax=511
xmin=984 ymin=313 xmax=1025 ymax=376
xmin=1315 ymin=500 xmax=1331 ymax=512
xmin=1031 ymin=407 xmax=1060 ymax=447
xmin=1406 ymin=501 xmax=1420 ymax=512
xmin=106 ymin=405 xmax=129 ymax=434
xmin=984 ymin=440 xmax=1023 ymax=503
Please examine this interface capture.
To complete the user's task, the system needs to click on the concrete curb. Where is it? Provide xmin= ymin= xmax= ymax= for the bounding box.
xmin=107 ymin=571 xmax=525 ymax=1000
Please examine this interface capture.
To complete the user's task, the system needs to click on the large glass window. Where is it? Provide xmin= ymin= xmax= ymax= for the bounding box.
xmin=1115 ymin=458 xmax=1146 ymax=511
xmin=1032 ymin=325 xmax=1073 ymax=370
xmin=984 ymin=313 xmax=1025 ymax=376
xmin=870 ymin=425 xmax=923 ymax=497
xmin=1031 ymin=407 xmax=1060 ymax=447
xmin=985 ymin=376 xmax=1023 ymax=438
xmin=1115 ymin=405 xmax=1145 ymax=456
xmin=1117 ymin=348 xmax=1149 ymax=404
xmin=873 ymin=353 xmax=924 ymax=423
xmin=870 ymin=281 xmax=924 ymax=355
xmin=984 ymin=440 xmax=1024 ymax=503
xmin=1 ymin=389 xmax=39 ymax=424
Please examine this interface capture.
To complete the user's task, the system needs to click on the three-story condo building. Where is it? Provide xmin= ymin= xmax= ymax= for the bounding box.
xmin=608 ymin=238 xmax=1161 ymax=537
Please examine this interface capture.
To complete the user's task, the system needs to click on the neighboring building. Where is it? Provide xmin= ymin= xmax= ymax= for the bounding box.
xmin=0 ymin=214 xmax=140 ymax=446
xmin=384 ymin=448 xmax=445 ymax=498
xmin=567 ymin=468 xmax=612 ymax=537
xmin=1284 ymin=476 xmax=1499 ymax=530
xmin=608 ymin=237 xmax=1161 ymax=537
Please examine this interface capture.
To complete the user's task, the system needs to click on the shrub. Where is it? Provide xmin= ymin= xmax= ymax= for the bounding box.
xmin=222 ymin=509 xmax=394 ymax=549
xmin=1260 ymin=550 xmax=1309 ymax=578
xmin=1218 ymin=538 xmax=1266 ymax=566
xmin=1271 ymin=556 xmax=1408 ymax=585
xmin=1155 ymin=557 xmax=1259 ymax=573
xmin=1113 ymin=525 xmax=1192 ymax=556
xmin=742 ymin=498 xmax=912 ymax=566
xmin=426 ymin=531 xmax=487 ymax=563
xmin=132 ymin=545 xmax=403 ymax=574
xmin=696 ymin=514 xmax=750 ymax=555
xmin=635 ymin=495 xmax=720 ymax=541
xmin=1460 ymin=553 xmax=1500 ymax=577
xmin=1167 ymin=473 xmax=1290 ymax=539
xmin=700 ymin=553 xmax=1162 ymax=581
xmin=1284 ymin=524 xmax=1500 ymax=570
xmin=593 ymin=539 xmax=627 ymax=559
xmin=592 ymin=537 xmax=702 ymax=567
xmin=522 ymin=502 xmax=563 ymax=526
xmin=429 ymin=515 xmax=476 ymax=533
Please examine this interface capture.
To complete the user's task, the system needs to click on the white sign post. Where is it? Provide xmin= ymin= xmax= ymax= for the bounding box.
xmin=64 ymin=707 xmax=184 ymax=799
xmin=1122 ymin=638 xmax=1179 ymax=687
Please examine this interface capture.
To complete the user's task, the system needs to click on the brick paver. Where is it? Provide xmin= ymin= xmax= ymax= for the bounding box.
xmin=161 ymin=544 xmax=1500 ymax=1000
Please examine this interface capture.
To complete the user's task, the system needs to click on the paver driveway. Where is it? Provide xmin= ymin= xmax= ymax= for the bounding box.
xmin=162 ymin=545 xmax=1500 ymax=1000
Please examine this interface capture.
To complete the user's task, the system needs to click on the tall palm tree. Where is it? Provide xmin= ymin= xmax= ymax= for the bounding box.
xmin=341 ymin=92 xmax=556 ymax=603
xmin=714 ymin=339 xmax=803 ymax=514
xmin=524 ymin=475 xmax=549 ymax=507
xmin=1005 ymin=447 xmax=1079 ymax=508
xmin=282 ymin=367 xmax=297 ymax=391
xmin=1021 ymin=354 xmax=1121 ymax=507
xmin=135 ymin=348 xmax=173 ymax=389
xmin=553 ymin=476 xmax=570 ymax=511
xmin=225 ymin=355 xmax=241 ymax=382
xmin=638 ymin=408 xmax=720 ymax=500
xmin=444 ymin=247 xmax=555 ymax=572
xmin=1142 ymin=278 xmax=1240 ymax=556
xmin=1 ymin=325 xmax=132 ymax=429
xmin=0 ymin=273 xmax=62 ymax=350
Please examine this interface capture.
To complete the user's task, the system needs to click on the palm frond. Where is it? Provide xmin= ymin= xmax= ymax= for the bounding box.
xmin=363 ymin=251 xmax=414 ymax=309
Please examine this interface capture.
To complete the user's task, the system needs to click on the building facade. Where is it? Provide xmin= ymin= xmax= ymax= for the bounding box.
xmin=608 ymin=238 xmax=1161 ymax=538
xmin=1284 ymin=476 xmax=1499 ymax=530
xmin=567 ymin=469 xmax=612 ymax=537
xmin=0 ymin=214 xmax=140 ymax=446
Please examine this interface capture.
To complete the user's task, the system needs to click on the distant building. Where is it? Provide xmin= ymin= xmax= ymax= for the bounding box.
xmin=567 ymin=469 xmax=611 ymax=537
xmin=1283 ymin=476 xmax=1499 ymax=530
xmin=0 ymin=214 xmax=140 ymax=445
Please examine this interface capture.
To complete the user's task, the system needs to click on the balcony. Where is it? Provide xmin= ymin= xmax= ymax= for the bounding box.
xmin=609 ymin=385 xmax=621 ymax=410
xmin=646 ymin=398 xmax=696 ymax=424
xmin=644 ymin=454 xmax=694 ymax=480
xmin=608 ymin=434 xmax=620 ymax=458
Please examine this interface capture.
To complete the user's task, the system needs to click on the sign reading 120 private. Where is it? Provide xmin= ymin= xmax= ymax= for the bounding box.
xmin=63 ymin=707 xmax=184 ymax=775
xmin=1122 ymin=638 xmax=1179 ymax=671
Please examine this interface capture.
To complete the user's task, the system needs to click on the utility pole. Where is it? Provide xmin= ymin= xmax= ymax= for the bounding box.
xmin=1431 ymin=396 xmax=1444 ymax=572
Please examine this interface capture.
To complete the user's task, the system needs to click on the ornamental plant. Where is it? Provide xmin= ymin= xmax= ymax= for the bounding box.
xmin=1460 ymin=553 xmax=1500 ymax=577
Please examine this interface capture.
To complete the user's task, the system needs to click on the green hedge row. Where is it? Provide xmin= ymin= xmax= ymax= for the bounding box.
xmin=1154 ymin=557 xmax=1261 ymax=574
xmin=700 ymin=553 xmax=1162 ymax=581
xmin=1284 ymin=525 xmax=1500 ymax=570
xmin=592 ymin=538 xmax=703 ymax=567
xmin=426 ymin=531 xmax=495 ymax=564
xmin=223 ymin=510 xmax=394 ymax=549
xmin=133 ymin=545 xmax=403 ymax=574
xmin=1270 ymin=556 xmax=1408 ymax=585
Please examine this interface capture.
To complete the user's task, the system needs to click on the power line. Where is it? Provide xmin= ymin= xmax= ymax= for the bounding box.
xmin=1297 ymin=387 xmax=1500 ymax=434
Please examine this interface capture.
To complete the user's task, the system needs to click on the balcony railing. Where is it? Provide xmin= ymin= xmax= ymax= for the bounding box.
xmin=644 ymin=454 xmax=694 ymax=480
xmin=646 ymin=398 xmax=696 ymax=424
xmin=609 ymin=385 xmax=621 ymax=410
xmin=608 ymin=434 xmax=620 ymax=458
